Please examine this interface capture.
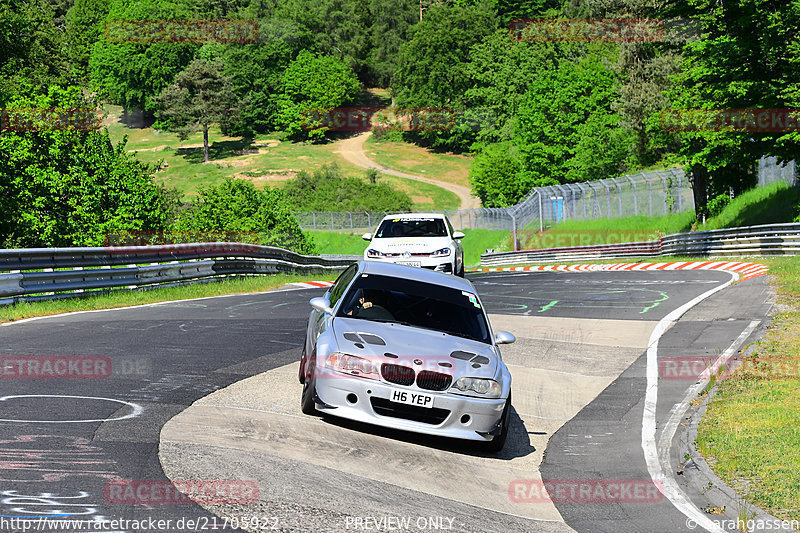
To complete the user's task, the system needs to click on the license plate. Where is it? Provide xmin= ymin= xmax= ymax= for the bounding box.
xmin=397 ymin=261 xmax=421 ymax=267
xmin=390 ymin=389 xmax=434 ymax=408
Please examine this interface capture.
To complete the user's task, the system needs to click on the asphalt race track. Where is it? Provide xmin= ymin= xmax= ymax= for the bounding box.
xmin=0 ymin=270 xmax=773 ymax=533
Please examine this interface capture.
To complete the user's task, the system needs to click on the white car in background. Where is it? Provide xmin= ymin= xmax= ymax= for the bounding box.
xmin=362 ymin=213 xmax=465 ymax=277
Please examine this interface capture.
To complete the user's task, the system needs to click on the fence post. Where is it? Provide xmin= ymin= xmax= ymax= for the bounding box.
xmin=512 ymin=214 xmax=518 ymax=251
xmin=349 ymin=212 xmax=353 ymax=233
xmin=614 ymin=178 xmax=623 ymax=216
xmin=658 ymin=172 xmax=668 ymax=215
xmin=312 ymin=212 xmax=316 ymax=231
xmin=647 ymin=175 xmax=653 ymax=216
xmin=602 ymin=180 xmax=611 ymax=218
xmin=675 ymin=170 xmax=683 ymax=213
xmin=627 ymin=175 xmax=638 ymax=216
xmin=366 ymin=212 xmax=371 ymax=231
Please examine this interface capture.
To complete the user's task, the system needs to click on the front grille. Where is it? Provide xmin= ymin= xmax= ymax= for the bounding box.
xmin=370 ymin=397 xmax=450 ymax=425
xmin=381 ymin=363 xmax=415 ymax=386
xmin=416 ymin=370 xmax=452 ymax=391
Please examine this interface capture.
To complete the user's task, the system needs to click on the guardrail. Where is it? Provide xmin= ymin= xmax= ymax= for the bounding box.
xmin=0 ymin=243 xmax=359 ymax=305
xmin=481 ymin=222 xmax=800 ymax=266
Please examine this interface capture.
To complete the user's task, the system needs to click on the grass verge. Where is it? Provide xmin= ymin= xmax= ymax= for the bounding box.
xmin=364 ymin=136 xmax=473 ymax=188
xmin=696 ymin=256 xmax=800 ymax=521
xmin=0 ymin=273 xmax=337 ymax=324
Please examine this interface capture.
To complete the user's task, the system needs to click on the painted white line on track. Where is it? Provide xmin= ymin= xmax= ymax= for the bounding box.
xmin=0 ymin=394 xmax=143 ymax=423
xmin=642 ymin=269 xmax=739 ymax=533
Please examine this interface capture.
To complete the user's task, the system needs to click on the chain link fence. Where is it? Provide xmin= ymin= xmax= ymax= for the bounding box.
xmin=294 ymin=156 xmax=797 ymax=235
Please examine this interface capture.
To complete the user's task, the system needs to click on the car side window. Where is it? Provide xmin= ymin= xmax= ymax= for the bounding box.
xmin=328 ymin=264 xmax=358 ymax=307
xmin=445 ymin=217 xmax=455 ymax=237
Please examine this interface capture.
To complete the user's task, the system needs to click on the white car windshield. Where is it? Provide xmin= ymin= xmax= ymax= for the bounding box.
xmin=337 ymin=274 xmax=491 ymax=344
xmin=375 ymin=218 xmax=448 ymax=238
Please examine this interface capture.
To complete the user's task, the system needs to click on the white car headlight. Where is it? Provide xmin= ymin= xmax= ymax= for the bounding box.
xmin=452 ymin=377 xmax=502 ymax=398
xmin=431 ymin=247 xmax=451 ymax=257
xmin=325 ymin=352 xmax=379 ymax=379
xmin=366 ymin=248 xmax=384 ymax=258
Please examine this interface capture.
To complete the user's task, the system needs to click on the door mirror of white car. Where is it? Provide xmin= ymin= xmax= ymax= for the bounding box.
xmin=361 ymin=232 xmax=372 ymax=241
xmin=452 ymin=231 xmax=466 ymax=239
xmin=495 ymin=331 xmax=516 ymax=345
xmin=309 ymin=297 xmax=334 ymax=315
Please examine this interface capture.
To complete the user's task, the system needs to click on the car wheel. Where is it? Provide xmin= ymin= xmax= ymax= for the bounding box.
xmin=456 ymin=260 xmax=465 ymax=278
xmin=300 ymin=364 xmax=319 ymax=416
xmin=485 ymin=392 xmax=511 ymax=453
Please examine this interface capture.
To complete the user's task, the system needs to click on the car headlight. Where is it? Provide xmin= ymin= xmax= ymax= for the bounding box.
xmin=325 ymin=352 xmax=379 ymax=379
xmin=366 ymin=248 xmax=384 ymax=258
xmin=452 ymin=377 xmax=502 ymax=398
xmin=431 ymin=247 xmax=451 ymax=257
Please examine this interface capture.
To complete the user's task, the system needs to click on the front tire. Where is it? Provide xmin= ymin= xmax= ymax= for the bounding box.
xmin=484 ymin=392 xmax=511 ymax=452
xmin=300 ymin=357 xmax=319 ymax=416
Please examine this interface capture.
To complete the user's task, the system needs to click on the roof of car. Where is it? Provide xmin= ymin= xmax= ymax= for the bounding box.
xmin=378 ymin=212 xmax=447 ymax=220
xmin=358 ymin=260 xmax=475 ymax=292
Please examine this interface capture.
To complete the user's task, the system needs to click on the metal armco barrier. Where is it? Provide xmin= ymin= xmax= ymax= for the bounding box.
xmin=0 ymin=243 xmax=359 ymax=305
xmin=481 ymin=222 xmax=800 ymax=266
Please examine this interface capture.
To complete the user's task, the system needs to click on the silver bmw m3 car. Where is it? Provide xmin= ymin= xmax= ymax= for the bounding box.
xmin=299 ymin=260 xmax=516 ymax=451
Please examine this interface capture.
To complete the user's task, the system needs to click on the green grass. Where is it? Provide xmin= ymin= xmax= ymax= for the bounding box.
xmin=697 ymin=256 xmax=800 ymax=521
xmin=0 ymin=273 xmax=336 ymax=324
xmin=364 ymin=136 xmax=473 ymax=188
xmin=308 ymin=228 xmax=511 ymax=267
xmin=701 ymin=181 xmax=800 ymax=230
xmin=105 ymin=104 xmax=459 ymax=210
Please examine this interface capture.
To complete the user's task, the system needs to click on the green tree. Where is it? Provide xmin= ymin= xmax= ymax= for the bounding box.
xmin=0 ymin=86 xmax=177 ymax=247
xmin=275 ymin=50 xmax=360 ymax=140
xmin=65 ymin=0 xmax=110 ymax=79
xmin=176 ymin=178 xmax=315 ymax=254
xmin=671 ymin=0 xmax=800 ymax=216
xmin=89 ymin=0 xmax=197 ymax=113
xmin=367 ymin=0 xmax=417 ymax=87
xmin=0 ymin=0 xmax=69 ymax=104
xmin=154 ymin=58 xmax=240 ymax=163
xmin=469 ymin=141 xmax=557 ymax=207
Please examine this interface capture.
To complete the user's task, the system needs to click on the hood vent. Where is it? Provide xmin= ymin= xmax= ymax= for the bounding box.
xmin=344 ymin=332 xmax=387 ymax=346
xmin=450 ymin=350 xmax=475 ymax=361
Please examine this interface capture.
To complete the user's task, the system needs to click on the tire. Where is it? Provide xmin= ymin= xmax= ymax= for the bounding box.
xmin=300 ymin=367 xmax=319 ymax=416
xmin=298 ymin=344 xmax=306 ymax=384
xmin=484 ymin=392 xmax=511 ymax=453
xmin=456 ymin=258 xmax=465 ymax=278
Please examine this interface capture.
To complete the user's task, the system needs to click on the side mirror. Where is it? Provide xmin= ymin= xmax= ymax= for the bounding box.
xmin=453 ymin=231 xmax=465 ymax=239
xmin=361 ymin=232 xmax=372 ymax=241
xmin=495 ymin=331 xmax=516 ymax=345
xmin=309 ymin=296 xmax=334 ymax=315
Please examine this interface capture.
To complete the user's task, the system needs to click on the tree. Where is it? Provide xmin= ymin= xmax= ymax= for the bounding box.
xmin=367 ymin=0 xmax=417 ymax=87
xmin=89 ymin=0 xmax=197 ymax=113
xmin=513 ymin=45 xmax=632 ymax=185
xmin=0 ymin=0 xmax=69 ymax=104
xmin=275 ymin=50 xmax=360 ymax=140
xmin=0 ymin=86 xmax=177 ymax=247
xmin=175 ymin=178 xmax=315 ymax=254
xmin=670 ymin=0 xmax=800 ymax=216
xmin=65 ymin=0 xmax=110 ymax=79
xmin=469 ymin=141 xmax=558 ymax=207
xmin=154 ymin=58 xmax=240 ymax=163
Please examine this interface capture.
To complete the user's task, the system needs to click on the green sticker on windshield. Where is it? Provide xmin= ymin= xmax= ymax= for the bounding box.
xmin=462 ymin=291 xmax=481 ymax=308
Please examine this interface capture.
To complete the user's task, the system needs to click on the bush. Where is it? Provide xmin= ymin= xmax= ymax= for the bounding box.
xmin=282 ymin=163 xmax=412 ymax=212
xmin=706 ymin=193 xmax=732 ymax=218
xmin=175 ymin=178 xmax=315 ymax=254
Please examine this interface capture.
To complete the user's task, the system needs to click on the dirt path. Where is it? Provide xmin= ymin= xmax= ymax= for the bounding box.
xmin=333 ymin=131 xmax=481 ymax=210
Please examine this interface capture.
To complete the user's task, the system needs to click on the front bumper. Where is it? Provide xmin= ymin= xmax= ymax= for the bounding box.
xmin=364 ymin=256 xmax=454 ymax=274
xmin=314 ymin=367 xmax=506 ymax=441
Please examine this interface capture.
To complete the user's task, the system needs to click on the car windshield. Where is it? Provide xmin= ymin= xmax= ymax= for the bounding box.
xmin=375 ymin=218 xmax=448 ymax=238
xmin=336 ymin=274 xmax=491 ymax=344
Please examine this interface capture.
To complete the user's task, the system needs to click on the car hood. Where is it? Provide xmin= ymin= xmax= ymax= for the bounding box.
xmin=331 ymin=317 xmax=498 ymax=377
xmin=367 ymin=236 xmax=452 ymax=253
